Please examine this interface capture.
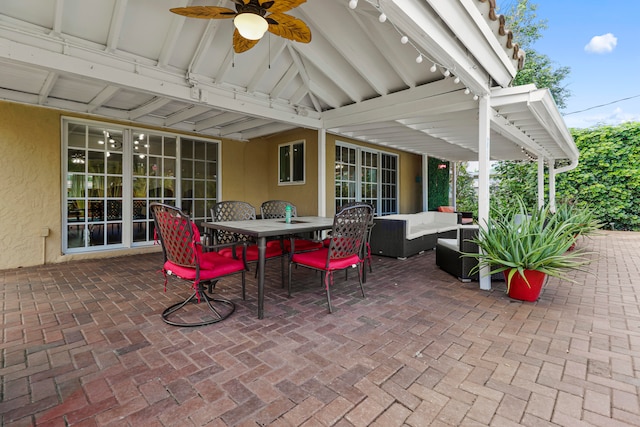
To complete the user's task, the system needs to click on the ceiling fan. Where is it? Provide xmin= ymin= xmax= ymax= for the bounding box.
xmin=170 ymin=0 xmax=311 ymax=53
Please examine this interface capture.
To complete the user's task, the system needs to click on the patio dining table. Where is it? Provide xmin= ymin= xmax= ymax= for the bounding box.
xmin=201 ymin=216 xmax=334 ymax=319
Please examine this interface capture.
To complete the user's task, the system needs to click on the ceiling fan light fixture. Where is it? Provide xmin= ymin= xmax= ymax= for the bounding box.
xmin=234 ymin=13 xmax=269 ymax=40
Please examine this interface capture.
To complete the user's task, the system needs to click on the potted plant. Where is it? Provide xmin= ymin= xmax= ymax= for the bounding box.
xmin=465 ymin=197 xmax=595 ymax=302
xmin=553 ymin=200 xmax=603 ymax=250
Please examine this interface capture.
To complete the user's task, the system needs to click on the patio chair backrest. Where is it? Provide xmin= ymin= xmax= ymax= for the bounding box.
xmin=211 ymin=200 xmax=256 ymax=244
xmin=150 ymin=203 xmax=199 ymax=269
xmin=260 ymin=200 xmax=298 ymax=219
xmin=326 ymin=204 xmax=372 ymax=262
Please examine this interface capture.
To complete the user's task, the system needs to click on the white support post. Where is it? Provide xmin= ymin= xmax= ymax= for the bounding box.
xmin=548 ymin=161 xmax=557 ymax=213
xmin=422 ymin=154 xmax=429 ymax=212
xmin=452 ymin=161 xmax=457 ymax=209
xmin=478 ymin=95 xmax=491 ymax=291
xmin=317 ymin=129 xmax=327 ymax=217
xmin=538 ymin=157 xmax=545 ymax=208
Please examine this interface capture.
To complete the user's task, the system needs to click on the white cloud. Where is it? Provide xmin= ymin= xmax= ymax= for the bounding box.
xmin=584 ymin=33 xmax=617 ymax=53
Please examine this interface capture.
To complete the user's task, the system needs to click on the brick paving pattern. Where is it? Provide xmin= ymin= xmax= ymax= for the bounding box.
xmin=1 ymin=230 xmax=639 ymax=426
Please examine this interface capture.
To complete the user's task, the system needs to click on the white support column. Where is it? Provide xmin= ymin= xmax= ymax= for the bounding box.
xmin=422 ymin=154 xmax=429 ymax=212
xmin=478 ymin=95 xmax=491 ymax=291
xmin=317 ymin=129 xmax=327 ymax=217
xmin=548 ymin=162 xmax=557 ymax=213
xmin=537 ymin=157 xmax=545 ymax=208
xmin=452 ymin=162 xmax=457 ymax=209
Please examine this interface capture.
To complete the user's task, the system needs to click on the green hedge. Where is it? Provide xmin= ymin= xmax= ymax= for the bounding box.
xmin=491 ymin=122 xmax=640 ymax=231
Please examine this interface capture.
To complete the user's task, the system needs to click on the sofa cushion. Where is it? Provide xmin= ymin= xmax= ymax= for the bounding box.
xmin=437 ymin=238 xmax=458 ymax=251
xmin=438 ymin=206 xmax=455 ymax=213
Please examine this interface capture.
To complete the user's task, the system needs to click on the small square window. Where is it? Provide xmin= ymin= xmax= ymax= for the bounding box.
xmin=279 ymin=140 xmax=305 ymax=185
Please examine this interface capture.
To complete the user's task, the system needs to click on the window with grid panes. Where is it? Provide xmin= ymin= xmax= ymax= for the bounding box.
xmin=63 ymin=118 xmax=219 ymax=253
xmin=334 ymin=143 xmax=398 ymax=215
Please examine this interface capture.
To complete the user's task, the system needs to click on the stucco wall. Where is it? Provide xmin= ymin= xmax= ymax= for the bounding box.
xmin=0 ymin=100 xmax=424 ymax=270
xmin=262 ymin=128 xmax=320 ymax=216
xmin=0 ymin=102 xmax=62 ymax=269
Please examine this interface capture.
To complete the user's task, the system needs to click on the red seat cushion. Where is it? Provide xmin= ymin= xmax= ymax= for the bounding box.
xmin=218 ymin=241 xmax=283 ymax=261
xmin=291 ymin=248 xmax=361 ymax=271
xmin=165 ymin=251 xmax=245 ymax=281
xmin=285 ymin=239 xmax=324 ymax=253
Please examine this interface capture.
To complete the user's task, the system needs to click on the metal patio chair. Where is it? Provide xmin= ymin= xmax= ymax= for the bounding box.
xmin=150 ymin=202 xmax=245 ymax=327
xmin=288 ymin=203 xmax=372 ymax=313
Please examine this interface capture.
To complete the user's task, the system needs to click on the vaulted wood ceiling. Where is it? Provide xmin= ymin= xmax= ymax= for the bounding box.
xmin=0 ymin=0 xmax=577 ymax=162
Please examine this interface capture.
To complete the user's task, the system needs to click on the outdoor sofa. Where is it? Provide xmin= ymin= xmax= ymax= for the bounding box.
xmin=369 ymin=211 xmax=459 ymax=259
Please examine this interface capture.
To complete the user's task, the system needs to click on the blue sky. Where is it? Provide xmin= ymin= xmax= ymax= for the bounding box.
xmin=511 ymin=0 xmax=640 ymax=128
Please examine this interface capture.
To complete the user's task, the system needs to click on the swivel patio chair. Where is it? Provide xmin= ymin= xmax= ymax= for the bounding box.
xmin=260 ymin=200 xmax=324 ymax=254
xmin=288 ymin=204 xmax=372 ymax=313
xmin=150 ymin=202 xmax=245 ymax=327
xmin=211 ymin=200 xmax=285 ymax=285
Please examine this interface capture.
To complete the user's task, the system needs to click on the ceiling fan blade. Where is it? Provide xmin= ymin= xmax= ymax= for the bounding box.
xmin=266 ymin=0 xmax=307 ymax=14
xmin=170 ymin=6 xmax=237 ymax=19
xmin=233 ymin=30 xmax=260 ymax=53
xmin=267 ymin=13 xmax=311 ymax=43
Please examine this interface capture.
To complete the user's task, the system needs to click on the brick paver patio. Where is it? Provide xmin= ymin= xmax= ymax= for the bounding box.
xmin=1 ymin=231 xmax=639 ymax=426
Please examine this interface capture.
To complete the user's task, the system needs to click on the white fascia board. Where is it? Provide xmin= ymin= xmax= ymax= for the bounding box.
xmin=427 ymin=0 xmax=516 ymax=87
xmin=457 ymin=0 xmax=518 ymax=84
xmin=0 ymin=35 xmax=322 ymax=130
xmin=492 ymin=85 xmax=578 ymax=160
xmin=528 ymin=90 xmax=579 ymax=160
xmin=380 ymin=0 xmax=490 ymax=96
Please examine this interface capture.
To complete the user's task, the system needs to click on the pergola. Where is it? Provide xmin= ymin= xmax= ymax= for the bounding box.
xmin=0 ymin=0 xmax=578 ymax=288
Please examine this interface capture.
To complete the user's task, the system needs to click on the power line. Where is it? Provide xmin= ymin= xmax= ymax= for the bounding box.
xmin=564 ymin=94 xmax=640 ymax=116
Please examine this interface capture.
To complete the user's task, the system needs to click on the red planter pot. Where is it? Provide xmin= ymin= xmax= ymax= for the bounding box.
xmin=504 ymin=269 xmax=546 ymax=302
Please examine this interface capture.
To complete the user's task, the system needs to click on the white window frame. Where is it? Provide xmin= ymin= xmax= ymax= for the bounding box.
xmin=61 ymin=117 xmax=221 ymax=254
xmin=278 ymin=140 xmax=306 ymax=185
xmin=335 ymin=141 xmax=399 ymax=215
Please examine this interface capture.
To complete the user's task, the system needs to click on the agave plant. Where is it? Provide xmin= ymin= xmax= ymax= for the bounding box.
xmin=553 ymin=199 xmax=603 ymax=241
xmin=465 ymin=197 xmax=595 ymax=291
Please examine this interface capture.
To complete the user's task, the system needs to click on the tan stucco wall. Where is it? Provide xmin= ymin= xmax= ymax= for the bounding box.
xmin=0 ymin=100 xmax=424 ymax=270
xmin=0 ymin=101 xmax=61 ymax=269
xmin=261 ymin=128 xmax=320 ymax=216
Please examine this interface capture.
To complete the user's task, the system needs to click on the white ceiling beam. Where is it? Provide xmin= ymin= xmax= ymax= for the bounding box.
xmin=293 ymin=38 xmax=366 ymax=102
xmin=270 ymin=64 xmax=298 ymax=100
xmin=302 ymin=2 xmax=390 ymax=96
xmin=0 ymin=37 xmax=322 ymax=129
xmin=187 ymin=20 xmax=221 ymax=75
xmin=246 ymin=40 xmax=288 ymax=94
xmin=87 ymin=85 xmax=120 ymax=113
xmin=220 ymin=118 xmax=272 ymax=136
xmin=157 ymin=9 xmax=188 ymax=68
xmin=38 ymin=71 xmax=58 ymax=105
xmin=164 ymin=105 xmax=211 ymax=126
xmin=323 ymin=79 xmax=474 ymax=128
xmin=287 ymin=46 xmax=322 ymax=112
xmin=195 ymin=112 xmax=244 ymax=132
xmin=242 ymin=122 xmax=297 ymax=140
xmin=106 ymin=0 xmax=128 ymax=52
xmin=51 ymin=0 xmax=64 ymax=36
xmin=129 ymin=98 xmax=172 ymax=120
